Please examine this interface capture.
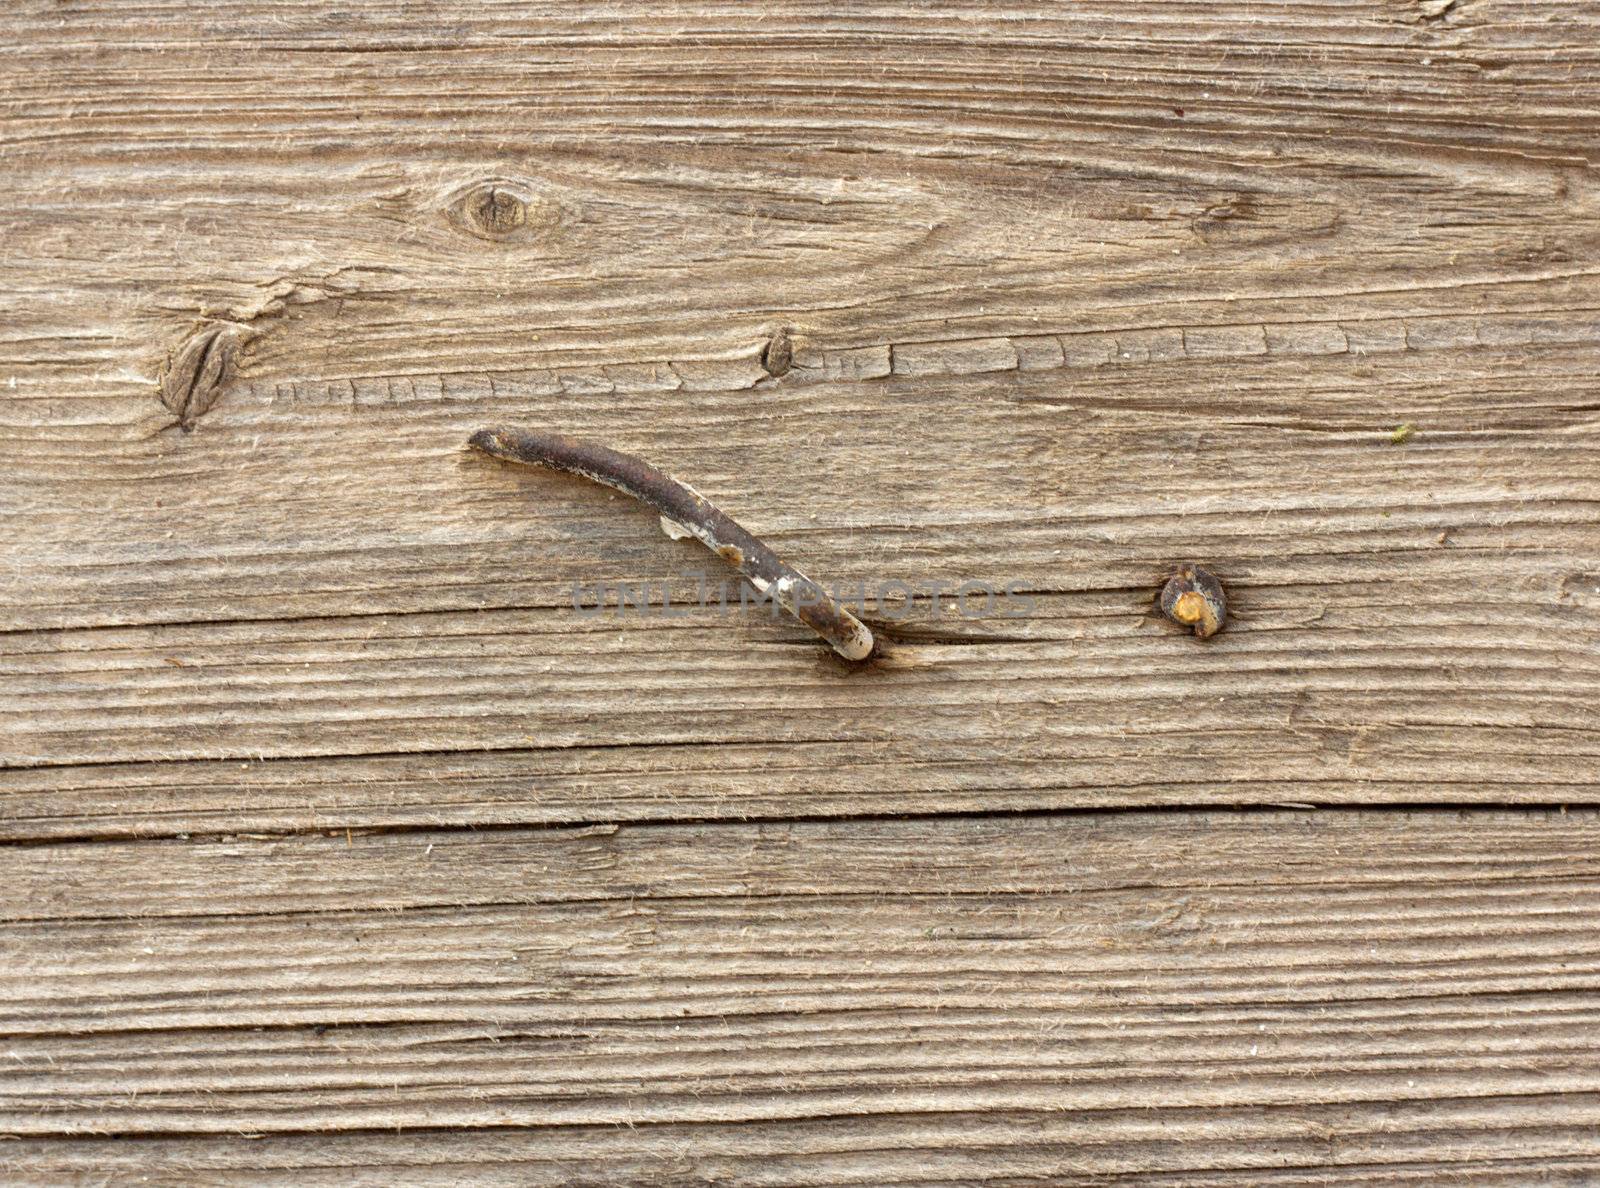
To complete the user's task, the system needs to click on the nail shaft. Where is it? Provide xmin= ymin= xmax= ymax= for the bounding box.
xmin=470 ymin=426 xmax=875 ymax=661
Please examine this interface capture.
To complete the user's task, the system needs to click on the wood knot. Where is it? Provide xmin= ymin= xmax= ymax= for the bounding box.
xmin=761 ymin=328 xmax=793 ymax=377
xmin=159 ymin=323 xmax=248 ymax=431
xmin=444 ymin=177 xmax=565 ymax=243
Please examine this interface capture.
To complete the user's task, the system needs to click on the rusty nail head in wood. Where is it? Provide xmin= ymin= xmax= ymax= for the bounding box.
xmin=1160 ymin=564 xmax=1227 ymax=639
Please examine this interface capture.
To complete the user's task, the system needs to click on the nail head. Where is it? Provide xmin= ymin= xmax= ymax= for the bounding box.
xmin=1160 ymin=564 xmax=1227 ymax=639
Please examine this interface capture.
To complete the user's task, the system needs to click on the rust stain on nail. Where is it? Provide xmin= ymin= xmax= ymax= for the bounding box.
xmin=1159 ymin=564 xmax=1227 ymax=639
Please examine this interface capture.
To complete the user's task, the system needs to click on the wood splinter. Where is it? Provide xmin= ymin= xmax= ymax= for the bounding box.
xmin=469 ymin=426 xmax=876 ymax=661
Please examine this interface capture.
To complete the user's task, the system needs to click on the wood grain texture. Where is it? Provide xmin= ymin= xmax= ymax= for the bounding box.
xmin=5 ymin=0 xmax=1600 ymax=1180
xmin=4 ymin=589 xmax=1599 ymax=833
xmin=3 ymin=0 xmax=1598 ymax=814
xmin=4 ymin=808 xmax=1600 ymax=1182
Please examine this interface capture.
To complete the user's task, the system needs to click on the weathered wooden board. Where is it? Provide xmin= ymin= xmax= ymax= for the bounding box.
xmin=6 ymin=1124 xmax=1600 ymax=1187
xmin=4 ymin=808 xmax=1600 ymax=1182
xmin=4 ymin=1 xmax=1598 ymax=816
xmin=4 ymin=354 xmax=1597 ymax=805
xmin=6 ymin=0 xmax=1600 ymax=1181
xmin=4 ymin=593 xmax=1599 ymax=835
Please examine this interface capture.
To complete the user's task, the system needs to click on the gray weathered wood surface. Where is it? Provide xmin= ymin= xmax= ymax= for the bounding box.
xmin=3 ymin=0 xmax=1599 ymax=1181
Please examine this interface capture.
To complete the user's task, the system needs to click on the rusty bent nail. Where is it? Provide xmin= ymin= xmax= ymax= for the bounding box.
xmin=469 ymin=427 xmax=875 ymax=662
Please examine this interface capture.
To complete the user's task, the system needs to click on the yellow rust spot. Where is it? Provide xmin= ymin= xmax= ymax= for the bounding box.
xmin=717 ymin=544 xmax=744 ymax=568
xmin=1172 ymin=590 xmax=1220 ymax=638
xmin=1171 ymin=591 xmax=1205 ymax=623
